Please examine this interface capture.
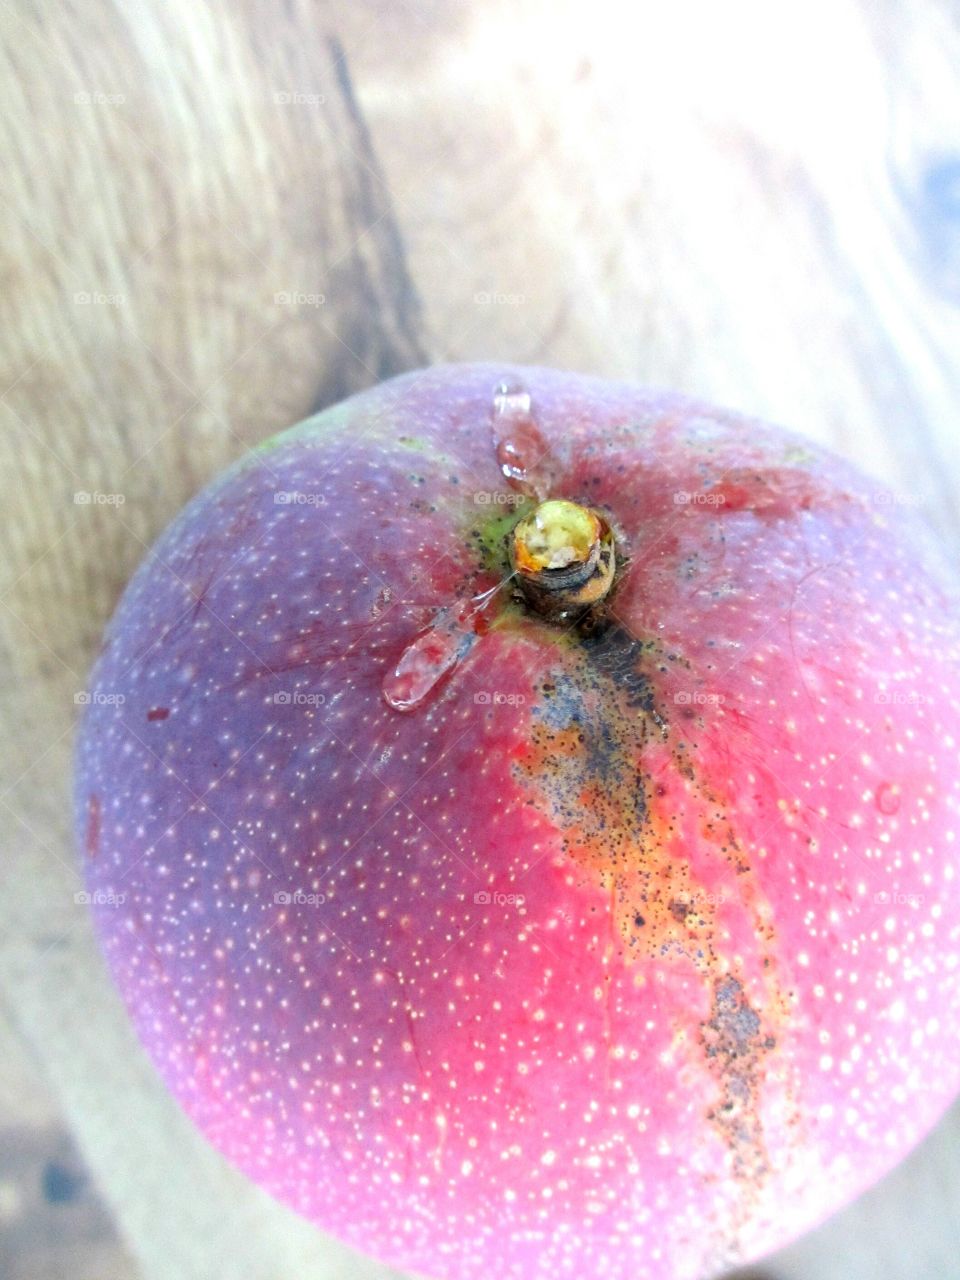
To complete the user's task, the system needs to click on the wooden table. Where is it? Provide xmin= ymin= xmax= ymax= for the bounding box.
xmin=2 ymin=1 xmax=960 ymax=1276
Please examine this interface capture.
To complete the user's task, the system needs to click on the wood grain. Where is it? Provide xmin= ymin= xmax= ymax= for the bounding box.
xmin=1 ymin=1 xmax=959 ymax=1277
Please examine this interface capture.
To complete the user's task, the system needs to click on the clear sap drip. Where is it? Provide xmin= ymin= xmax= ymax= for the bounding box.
xmin=491 ymin=382 xmax=552 ymax=501
xmin=384 ymin=381 xmax=553 ymax=714
xmin=382 ymin=583 xmax=504 ymax=712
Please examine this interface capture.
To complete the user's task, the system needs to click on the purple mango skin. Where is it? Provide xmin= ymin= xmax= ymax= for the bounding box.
xmin=76 ymin=365 xmax=960 ymax=1280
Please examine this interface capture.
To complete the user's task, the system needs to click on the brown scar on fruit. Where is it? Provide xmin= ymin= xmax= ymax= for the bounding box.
xmin=514 ymin=622 xmax=697 ymax=964
xmin=701 ymin=975 xmax=776 ymax=1181
xmin=370 ymin=585 xmax=394 ymax=619
xmin=513 ymin=620 xmax=799 ymax=1196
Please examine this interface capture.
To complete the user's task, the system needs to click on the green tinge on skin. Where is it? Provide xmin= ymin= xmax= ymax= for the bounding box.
xmin=471 ymin=499 xmax=536 ymax=575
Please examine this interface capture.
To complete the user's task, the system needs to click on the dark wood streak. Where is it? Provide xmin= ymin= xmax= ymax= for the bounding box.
xmin=310 ymin=36 xmax=431 ymax=411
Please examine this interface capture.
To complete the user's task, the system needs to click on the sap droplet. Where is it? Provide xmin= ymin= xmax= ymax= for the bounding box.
xmin=382 ymin=617 xmax=470 ymax=712
xmin=491 ymin=382 xmax=553 ymax=500
xmin=492 ymin=383 xmax=531 ymax=418
xmin=383 ymin=584 xmax=503 ymax=712
xmin=875 ymin=781 xmax=902 ymax=816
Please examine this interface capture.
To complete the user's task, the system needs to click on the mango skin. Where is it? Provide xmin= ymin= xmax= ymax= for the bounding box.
xmin=76 ymin=365 xmax=960 ymax=1279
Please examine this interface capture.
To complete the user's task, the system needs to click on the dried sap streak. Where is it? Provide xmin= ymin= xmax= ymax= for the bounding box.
xmin=513 ymin=621 xmax=796 ymax=1199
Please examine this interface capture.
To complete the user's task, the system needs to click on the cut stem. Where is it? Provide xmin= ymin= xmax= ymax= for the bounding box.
xmin=512 ymin=498 xmax=616 ymax=621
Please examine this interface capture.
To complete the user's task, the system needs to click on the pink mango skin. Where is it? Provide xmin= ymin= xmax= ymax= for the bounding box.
xmin=76 ymin=365 xmax=960 ymax=1280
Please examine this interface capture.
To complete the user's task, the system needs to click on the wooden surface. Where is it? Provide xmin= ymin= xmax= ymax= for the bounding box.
xmin=2 ymin=1 xmax=960 ymax=1276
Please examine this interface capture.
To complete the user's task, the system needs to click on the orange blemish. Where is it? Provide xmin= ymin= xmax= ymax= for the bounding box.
xmin=513 ymin=620 xmax=800 ymax=1208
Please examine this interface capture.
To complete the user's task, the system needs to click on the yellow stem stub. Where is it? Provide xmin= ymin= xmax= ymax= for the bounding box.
xmin=511 ymin=498 xmax=616 ymax=620
xmin=513 ymin=499 xmax=601 ymax=574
